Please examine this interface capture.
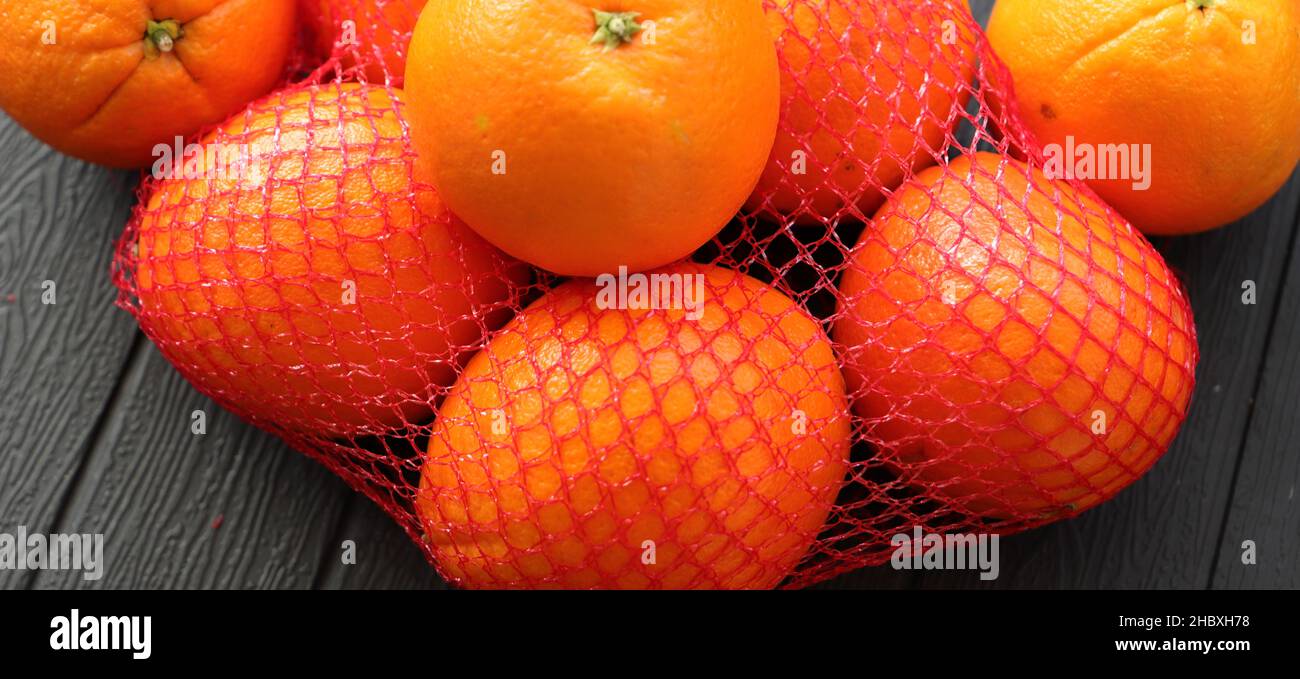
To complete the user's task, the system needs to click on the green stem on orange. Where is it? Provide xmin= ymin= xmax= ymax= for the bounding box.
xmin=1185 ymin=0 xmax=1217 ymax=10
xmin=590 ymin=10 xmax=643 ymax=51
xmin=144 ymin=19 xmax=182 ymax=58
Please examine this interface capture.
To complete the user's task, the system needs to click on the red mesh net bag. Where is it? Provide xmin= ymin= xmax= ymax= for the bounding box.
xmin=111 ymin=0 xmax=1198 ymax=589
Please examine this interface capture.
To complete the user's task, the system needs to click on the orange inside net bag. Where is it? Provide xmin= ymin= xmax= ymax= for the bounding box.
xmin=112 ymin=0 xmax=1197 ymax=589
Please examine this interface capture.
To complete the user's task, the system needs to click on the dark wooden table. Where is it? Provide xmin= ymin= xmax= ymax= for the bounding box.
xmin=2 ymin=1 xmax=1297 ymax=590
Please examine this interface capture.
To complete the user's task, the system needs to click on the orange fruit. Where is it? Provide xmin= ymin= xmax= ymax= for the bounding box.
xmin=417 ymin=263 xmax=850 ymax=589
xmin=305 ymin=0 xmax=427 ymax=85
xmin=405 ymin=1 xmax=780 ymax=276
xmin=0 ymin=0 xmax=297 ymax=168
xmin=747 ymin=0 xmax=976 ymax=223
xmin=988 ymin=0 xmax=1300 ymax=235
xmin=132 ymin=83 xmax=526 ymax=437
xmin=835 ymin=152 xmax=1197 ymax=518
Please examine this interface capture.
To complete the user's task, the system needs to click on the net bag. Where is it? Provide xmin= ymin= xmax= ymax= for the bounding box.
xmin=112 ymin=0 xmax=1198 ymax=589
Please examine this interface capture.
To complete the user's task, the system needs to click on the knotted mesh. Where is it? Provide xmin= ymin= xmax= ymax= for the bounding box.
xmin=112 ymin=0 xmax=1197 ymax=589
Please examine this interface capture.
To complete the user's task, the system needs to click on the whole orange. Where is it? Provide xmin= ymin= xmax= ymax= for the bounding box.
xmin=0 ymin=0 xmax=296 ymax=168
xmin=417 ymin=263 xmax=850 ymax=589
xmin=133 ymin=83 xmax=526 ymax=437
xmin=747 ymin=0 xmax=976 ymax=223
xmin=404 ymin=1 xmax=780 ymax=277
xmin=305 ymin=0 xmax=427 ymax=85
xmin=988 ymin=0 xmax=1300 ymax=235
xmin=835 ymin=153 xmax=1197 ymax=518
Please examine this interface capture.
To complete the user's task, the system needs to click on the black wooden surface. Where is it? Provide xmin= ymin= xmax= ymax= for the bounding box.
xmin=1 ymin=0 xmax=1297 ymax=590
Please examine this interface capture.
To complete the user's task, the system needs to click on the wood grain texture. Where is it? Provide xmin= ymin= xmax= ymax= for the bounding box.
xmin=0 ymin=115 xmax=140 ymax=589
xmin=31 ymin=343 xmax=354 ymax=589
xmin=1212 ymin=204 xmax=1300 ymax=589
xmin=314 ymin=495 xmax=445 ymax=590
xmin=969 ymin=0 xmax=993 ymax=24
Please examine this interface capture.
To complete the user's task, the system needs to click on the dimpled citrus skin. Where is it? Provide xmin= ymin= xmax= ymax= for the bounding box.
xmin=836 ymin=153 xmax=1197 ymax=518
xmin=404 ymin=1 xmax=780 ymax=277
xmin=305 ymin=0 xmax=427 ymax=85
xmin=418 ymin=263 xmax=850 ymax=589
xmin=988 ymin=0 xmax=1300 ymax=235
xmin=134 ymin=84 xmax=526 ymax=437
xmin=748 ymin=0 xmax=976 ymax=223
xmin=0 ymin=0 xmax=296 ymax=168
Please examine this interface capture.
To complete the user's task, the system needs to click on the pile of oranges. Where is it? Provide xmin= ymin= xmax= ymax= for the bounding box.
xmin=1 ymin=0 xmax=1295 ymax=589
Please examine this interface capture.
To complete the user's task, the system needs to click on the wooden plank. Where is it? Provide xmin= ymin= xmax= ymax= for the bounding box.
xmin=910 ymin=170 xmax=1300 ymax=589
xmin=31 ymin=343 xmax=353 ymax=589
xmin=0 ymin=115 xmax=140 ymax=589
xmin=314 ymin=496 xmax=444 ymax=590
xmin=1212 ymin=204 xmax=1300 ymax=589
xmin=0 ymin=113 xmax=357 ymax=589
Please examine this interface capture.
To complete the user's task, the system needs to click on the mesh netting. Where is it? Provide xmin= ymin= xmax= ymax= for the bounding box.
xmin=111 ymin=0 xmax=1198 ymax=589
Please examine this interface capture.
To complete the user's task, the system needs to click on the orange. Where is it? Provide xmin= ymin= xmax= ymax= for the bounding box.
xmin=404 ymin=1 xmax=780 ymax=277
xmin=0 ymin=0 xmax=297 ymax=168
xmin=835 ymin=153 xmax=1197 ymax=518
xmin=747 ymin=0 xmax=976 ymax=224
xmin=132 ymin=83 xmax=527 ymax=437
xmin=417 ymin=263 xmax=850 ymax=589
xmin=988 ymin=0 xmax=1300 ymax=235
xmin=305 ymin=0 xmax=427 ymax=85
